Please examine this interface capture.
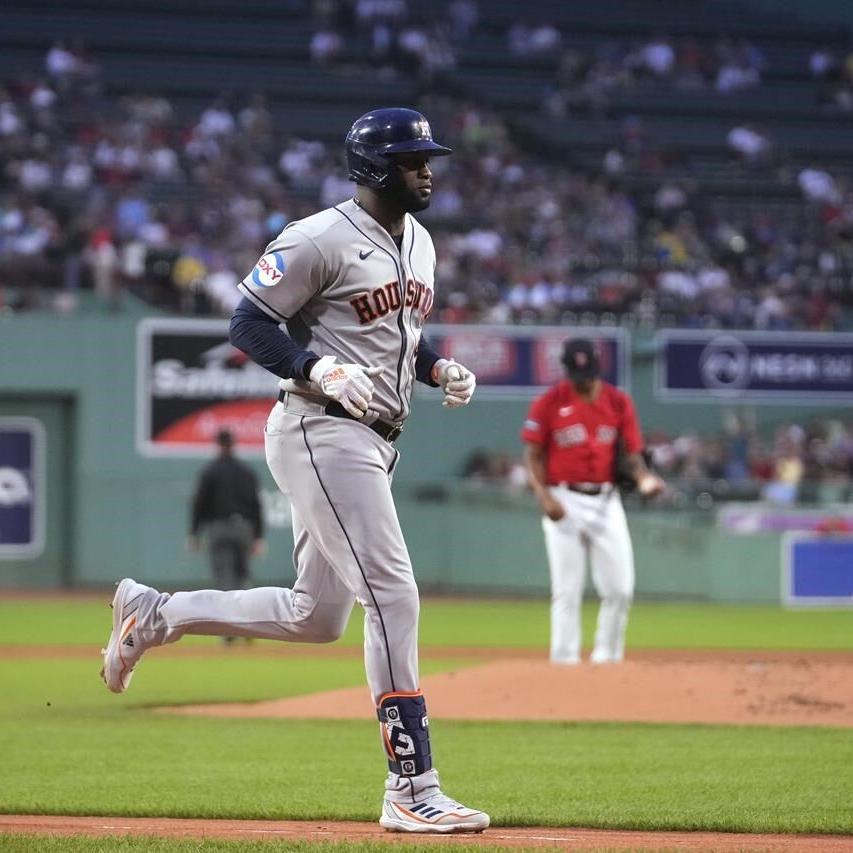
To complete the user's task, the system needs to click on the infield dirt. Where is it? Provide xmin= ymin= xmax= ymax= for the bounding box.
xmin=159 ymin=648 xmax=853 ymax=728
xmin=3 ymin=815 xmax=853 ymax=851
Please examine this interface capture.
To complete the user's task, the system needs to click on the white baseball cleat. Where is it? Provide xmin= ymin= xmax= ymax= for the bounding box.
xmin=100 ymin=578 xmax=155 ymax=694
xmin=380 ymin=792 xmax=490 ymax=833
xmin=590 ymin=649 xmax=621 ymax=664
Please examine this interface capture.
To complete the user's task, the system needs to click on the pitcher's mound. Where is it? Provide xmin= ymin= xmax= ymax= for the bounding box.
xmin=162 ymin=655 xmax=853 ymax=727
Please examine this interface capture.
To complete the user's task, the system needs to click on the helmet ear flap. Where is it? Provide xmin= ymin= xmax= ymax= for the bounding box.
xmin=347 ymin=141 xmax=391 ymax=188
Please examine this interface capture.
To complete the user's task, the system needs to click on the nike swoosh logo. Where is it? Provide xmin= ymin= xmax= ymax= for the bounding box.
xmin=359 ymin=249 xmax=375 ymax=260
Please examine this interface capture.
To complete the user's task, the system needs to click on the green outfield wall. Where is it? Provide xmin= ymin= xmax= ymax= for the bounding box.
xmin=395 ymin=488 xmax=782 ymax=602
xmin=0 ymin=309 xmax=838 ymax=601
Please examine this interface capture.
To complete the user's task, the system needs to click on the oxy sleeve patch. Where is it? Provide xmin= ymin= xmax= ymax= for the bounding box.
xmin=249 ymin=251 xmax=287 ymax=288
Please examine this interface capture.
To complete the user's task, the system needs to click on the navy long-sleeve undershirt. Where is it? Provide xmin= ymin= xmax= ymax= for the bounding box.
xmin=415 ymin=338 xmax=442 ymax=387
xmin=228 ymin=297 xmax=443 ymax=386
xmin=229 ymin=298 xmax=318 ymax=381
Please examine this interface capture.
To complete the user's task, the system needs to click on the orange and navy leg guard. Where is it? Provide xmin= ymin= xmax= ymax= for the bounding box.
xmin=377 ymin=690 xmax=432 ymax=777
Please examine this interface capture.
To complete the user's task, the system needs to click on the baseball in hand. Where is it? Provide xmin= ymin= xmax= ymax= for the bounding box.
xmin=438 ymin=360 xmax=476 ymax=408
xmin=637 ymin=473 xmax=664 ymax=497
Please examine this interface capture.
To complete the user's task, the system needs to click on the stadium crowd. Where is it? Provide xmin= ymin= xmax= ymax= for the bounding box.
xmin=1 ymin=31 xmax=852 ymax=333
xmin=310 ymin=0 xmax=467 ymax=81
xmin=542 ymin=34 xmax=765 ymax=117
xmin=463 ymin=416 xmax=853 ymax=505
xmin=645 ymin=416 xmax=853 ymax=503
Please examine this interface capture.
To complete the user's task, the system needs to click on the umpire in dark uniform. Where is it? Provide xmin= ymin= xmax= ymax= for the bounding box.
xmin=188 ymin=429 xmax=265 ymax=592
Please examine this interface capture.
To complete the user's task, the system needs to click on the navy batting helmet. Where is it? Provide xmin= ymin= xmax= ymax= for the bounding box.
xmin=345 ymin=107 xmax=451 ymax=189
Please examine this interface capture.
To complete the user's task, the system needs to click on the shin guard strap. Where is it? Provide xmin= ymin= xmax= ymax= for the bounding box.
xmin=377 ymin=690 xmax=432 ymax=777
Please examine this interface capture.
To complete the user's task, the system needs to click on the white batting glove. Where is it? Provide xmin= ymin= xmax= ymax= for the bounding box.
xmin=433 ymin=359 xmax=476 ymax=408
xmin=309 ymin=356 xmax=383 ymax=419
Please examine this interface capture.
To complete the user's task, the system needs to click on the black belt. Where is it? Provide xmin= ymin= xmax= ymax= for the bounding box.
xmin=562 ymin=483 xmax=605 ymax=496
xmin=278 ymin=390 xmax=403 ymax=443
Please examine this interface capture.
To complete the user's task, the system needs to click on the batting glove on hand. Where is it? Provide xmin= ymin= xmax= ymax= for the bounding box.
xmin=433 ymin=359 xmax=476 ymax=408
xmin=309 ymin=356 xmax=383 ymax=419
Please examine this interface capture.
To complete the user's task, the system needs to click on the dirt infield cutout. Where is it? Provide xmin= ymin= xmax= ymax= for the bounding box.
xmin=3 ymin=815 xmax=853 ymax=851
xmin=162 ymin=654 xmax=853 ymax=728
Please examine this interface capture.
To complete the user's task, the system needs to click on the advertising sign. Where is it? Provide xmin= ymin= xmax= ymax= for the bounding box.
xmin=138 ymin=321 xmax=631 ymax=455
xmin=782 ymin=533 xmax=853 ymax=607
xmin=656 ymin=331 xmax=853 ymax=402
xmin=427 ymin=325 xmax=630 ymax=395
xmin=137 ymin=318 xmax=278 ymax=456
xmin=0 ymin=418 xmax=45 ymax=558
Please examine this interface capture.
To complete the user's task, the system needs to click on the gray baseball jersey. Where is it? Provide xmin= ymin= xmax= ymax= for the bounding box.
xmin=237 ymin=198 xmax=436 ymax=423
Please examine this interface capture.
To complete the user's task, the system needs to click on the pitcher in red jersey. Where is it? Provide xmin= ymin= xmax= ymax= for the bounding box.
xmin=521 ymin=339 xmax=664 ymax=664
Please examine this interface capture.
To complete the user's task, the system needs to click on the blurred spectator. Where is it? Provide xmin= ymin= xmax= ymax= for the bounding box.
xmin=797 ymin=167 xmax=841 ymax=205
xmin=810 ymin=48 xmax=837 ymax=79
xmin=509 ymin=22 xmax=562 ymax=57
xmin=654 ymin=182 xmax=688 ymax=215
xmin=462 ymin=448 xmax=527 ymax=492
xmin=61 ymin=147 xmax=94 ymax=191
xmin=85 ymin=226 xmax=121 ymax=309
xmin=716 ymin=62 xmax=759 ymax=93
xmin=310 ymin=28 xmax=344 ymax=64
xmin=46 ymin=41 xmax=79 ymax=80
xmin=356 ymin=0 xmax=407 ymax=28
xmin=642 ymin=35 xmax=676 ymax=78
xmin=714 ymin=37 xmax=763 ymax=93
xmin=727 ymin=124 xmax=773 ymax=169
xmin=45 ymin=40 xmax=100 ymax=95
xmin=447 ymin=0 xmax=478 ymax=42
xmin=197 ymin=99 xmax=235 ymax=138
xmin=279 ymin=138 xmax=327 ymax=187
xmin=762 ymin=428 xmax=805 ymax=505
xmin=239 ymin=94 xmax=274 ymax=140
xmin=204 ymin=256 xmax=242 ymax=314
xmin=753 ymin=286 xmax=790 ymax=329
xmin=29 ymin=79 xmax=57 ymax=113
xmin=0 ymin=89 xmax=23 ymax=136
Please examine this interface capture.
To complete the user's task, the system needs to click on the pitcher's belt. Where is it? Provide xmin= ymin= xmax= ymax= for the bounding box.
xmin=277 ymin=390 xmax=404 ymax=443
xmin=553 ymin=482 xmax=612 ymax=496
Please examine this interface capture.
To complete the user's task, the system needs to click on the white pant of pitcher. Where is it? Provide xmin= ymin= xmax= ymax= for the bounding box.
xmin=541 ymin=485 xmax=634 ymax=664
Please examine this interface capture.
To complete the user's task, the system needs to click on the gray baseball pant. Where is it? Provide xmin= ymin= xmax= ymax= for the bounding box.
xmin=158 ymin=400 xmax=420 ymax=702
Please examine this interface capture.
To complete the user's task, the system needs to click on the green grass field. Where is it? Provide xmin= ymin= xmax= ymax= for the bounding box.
xmin=1 ymin=597 xmax=852 ymax=852
xmin=2 ymin=596 xmax=853 ymax=650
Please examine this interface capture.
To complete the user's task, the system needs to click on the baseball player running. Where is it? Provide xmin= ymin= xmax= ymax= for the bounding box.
xmin=101 ymin=108 xmax=488 ymax=833
xmin=521 ymin=338 xmax=664 ymax=665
